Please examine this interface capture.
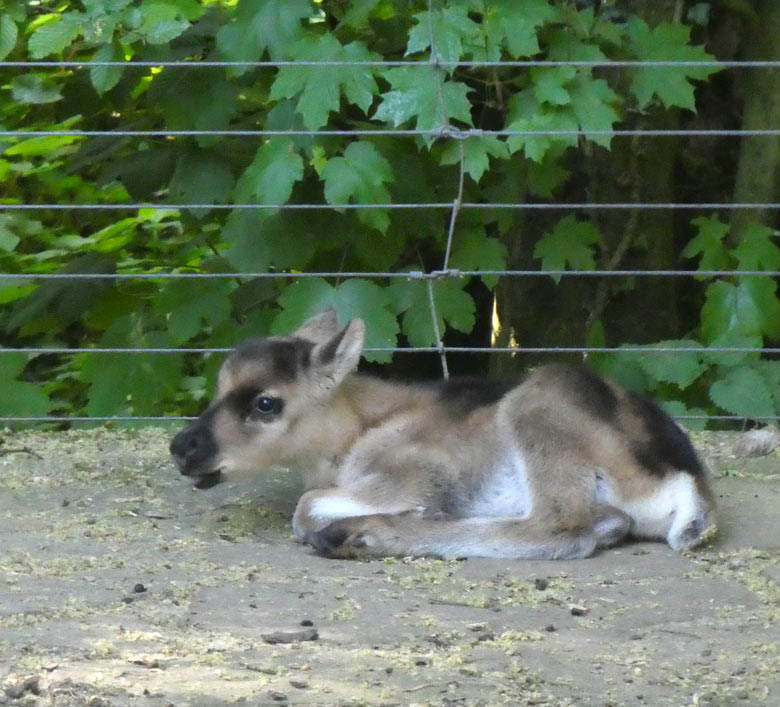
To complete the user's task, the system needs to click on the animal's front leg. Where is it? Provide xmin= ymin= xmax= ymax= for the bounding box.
xmin=291 ymin=486 xmax=416 ymax=546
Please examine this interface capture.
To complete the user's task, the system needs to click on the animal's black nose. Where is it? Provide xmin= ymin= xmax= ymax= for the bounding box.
xmin=170 ymin=428 xmax=194 ymax=461
xmin=170 ymin=424 xmax=210 ymax=470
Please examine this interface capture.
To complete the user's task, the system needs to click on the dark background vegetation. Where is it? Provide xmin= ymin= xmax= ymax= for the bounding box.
xmin=1 ymin=0 xmax=779 ymax=425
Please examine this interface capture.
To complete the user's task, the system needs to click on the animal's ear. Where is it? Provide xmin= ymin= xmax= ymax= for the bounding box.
xmin=294 ymin=308 xmax=341 ymax=344
xmin=311 ymin=318 xmax=365 ymax=389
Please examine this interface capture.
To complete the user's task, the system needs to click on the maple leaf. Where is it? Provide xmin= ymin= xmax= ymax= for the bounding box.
xmin=216 ymin=0 xmax=311 ymax=75
xmin=388 ymin=277 xmax=475 ymax=347
xmin=269 ymin=35 xmax=379 ymax=130
xmin=627 ymin=18 xmax=719 ymax=111
xmin=701 ymin=277 xmax=780 ymax=345
xmin=710 ymin=366 xmax=776 ymax=419
xmin=447 ymin=225 xmax=508 ymax=288
xmin=406 ymin=6 xmax=481 ymax=64
xmin=273 ymin=278 xmax=399 ymax=363
xmin=733 ymin=223 xmax=780 ymax=272
xmin=321 ymin=141 xmax=394 ymax=234
xmin=375 ymin=66 xmax=473 ymax=133
xmin=682 ymin=215 xmax=732 ymax=275
xmin=439 ymin=136 xmax=509 ymax=183
xmin=483 ymin=0 xmax=554 ymax=59
xmin=233 ymin=138 xmax=304 ymax=207
xmin=534 ymin=215 xmax=602 ymax=282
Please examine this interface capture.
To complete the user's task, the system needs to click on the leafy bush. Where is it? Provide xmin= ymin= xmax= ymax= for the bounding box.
xmin=0 ymin=0 xmax=778 ymax=425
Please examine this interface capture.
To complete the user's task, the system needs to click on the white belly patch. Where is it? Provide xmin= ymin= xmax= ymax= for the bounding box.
xmin=468 ymin=448 xmax=531 ymax=518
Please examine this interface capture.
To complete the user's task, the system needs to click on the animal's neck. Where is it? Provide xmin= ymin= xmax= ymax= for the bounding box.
xmin=338 ymin=374 xmax=428 ymax=430
xmin=284 ymin=375 xmax=427 ymax=488
xmin=300 ymin=375 xmax=424 ymax=460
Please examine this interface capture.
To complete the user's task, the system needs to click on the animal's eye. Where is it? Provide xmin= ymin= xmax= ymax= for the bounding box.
xmin=251 ymin=395 xmax=283 ymax=420
xmin=255 ymin=395 xmax=278 ymax=414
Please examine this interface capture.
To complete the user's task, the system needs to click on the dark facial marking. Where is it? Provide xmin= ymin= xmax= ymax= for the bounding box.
xmin=435 ymin=378 xmax=518 ymax=415
xmin=224 ymin=386 xmax=284 ymax=422
xmin=628 ymin=391 xmax=703 ymax=477
xmin=229 ymin=337 xmax=315 ymax=381
xmin=169 ymin=413 xmax=220 ymax=477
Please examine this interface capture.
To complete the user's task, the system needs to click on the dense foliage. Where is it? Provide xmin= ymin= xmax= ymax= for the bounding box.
xmin=1 ymin=0 xmax=779 ymax=425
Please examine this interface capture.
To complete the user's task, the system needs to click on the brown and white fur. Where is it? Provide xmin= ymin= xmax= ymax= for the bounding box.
xmin=170 ymin=310 xmax=716 ymax=560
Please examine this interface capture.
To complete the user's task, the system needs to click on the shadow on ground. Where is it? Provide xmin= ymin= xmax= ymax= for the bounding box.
xmin=0 ymin=428 xmax=777 ymax=706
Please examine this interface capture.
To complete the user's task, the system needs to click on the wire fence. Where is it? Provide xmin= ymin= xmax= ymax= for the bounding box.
xmin=3 ymin=50 xmax=780 ymax=424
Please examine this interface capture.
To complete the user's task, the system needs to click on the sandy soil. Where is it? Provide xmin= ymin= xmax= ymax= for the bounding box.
xmin=0 ymin=428 xmax=778 ymax=707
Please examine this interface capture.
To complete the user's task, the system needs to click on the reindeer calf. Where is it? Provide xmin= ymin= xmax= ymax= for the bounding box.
xmin=170 ymin=311 xmax=716 ymax=560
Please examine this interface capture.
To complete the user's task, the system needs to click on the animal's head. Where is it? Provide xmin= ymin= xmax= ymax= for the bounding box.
xmin=169 ymin=310 xmax=365 ymax=488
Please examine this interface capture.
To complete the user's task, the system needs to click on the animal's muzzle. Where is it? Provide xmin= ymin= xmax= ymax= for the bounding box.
xmin=169 ymin=418 xmax=222 ymax=487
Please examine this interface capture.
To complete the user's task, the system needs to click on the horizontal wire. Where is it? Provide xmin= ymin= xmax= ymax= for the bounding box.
xmin=4 ymin=202 xmax=780 ymax=211
xmin=0 ymin=269 xmax=777 ymax=280
xmin=0 ymin=416 xmax=193 ymax=422
xmin=3 ymin=346 xmax=777 ymax=355
xmin=4 ymin=129 xmax=780 ymax=138
xmin=4 ymin=60 xmax=780 ymax=68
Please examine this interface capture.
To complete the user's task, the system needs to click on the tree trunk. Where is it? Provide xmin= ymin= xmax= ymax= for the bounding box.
xmin=729 ymin=1 xmax=780 ymax=244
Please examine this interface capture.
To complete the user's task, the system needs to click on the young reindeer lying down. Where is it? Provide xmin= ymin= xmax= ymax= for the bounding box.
xmin=170 ymin=310 xmax=716 ymax=560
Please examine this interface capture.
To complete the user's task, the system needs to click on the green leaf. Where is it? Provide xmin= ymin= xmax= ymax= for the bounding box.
xmin=7 ymin=254 xmax=115 ymax=332
xmin=534 ymin=215 xmax=601 ymax=282
xmin=567 ymin=72 xmax=620 ymax=148
xmin=625 ymin=339 xmax=707 ymax=388
xmin=222 ymin=210 xmax=315 ymax=273
xmin=505 ymin=90 xmax=577 ymax=162
xmin=321 ymin=141 xmax=394 ymax=233
xmin=216 ymin=0 xmax=310 ymax=74
xmin=376 ymin=66 xmax=472 ymax=132
xmin=732 ymin=223 xmax=780 ymax=272
xmin=447 ymin=225 xmax=507 ymax=288
xmin=83 ymin=316 xmax=182 ymax=416
xmin=28 ymin=14 xmax=82 ymax=58
xmin=483 ymin=0 xmax=554 ymax=59
xmin=439 ymin=136 xmax=509 ymax=184
xmin=4 ymin=133 xmax=82 ymax=157
xmin=0 ymin=227 xmax=20 ymax=252
xmin=753 ymin=360 xmax=780 ymax=416
xmin=234 ymin=138 xmax=304 ymax=207
xmin=169 ymin=151 xmax=234 ymax=218
xmin=10 ymin=74 xmax=62 ymax=104
xmin=155 ymin=278 xmax=235 ymax=345
xmin=269 ymin=36 xmax=379 ymax=130
xmin=152 ymin=69 xmax=237 ymax=145
xmin=547 ymin=26 xmax=610 ymax=63
xmin=0 ymin=354 xmax=52 ymax=417
xmin=342 ymin=0 xmax=383 ymax=29
xmin=682 ymin=215 xmax=732 ymax=275
xmin=660 ymin=400 xmax=707 ymax=431
xmin=388 ymin=277 xmax=475 ymax=347
xmin=0 ymin=13 xmax=19 ymax=61
xmin=531 ymin=66 xmax=576 ymax=106
xmin=701 ymin=277 xmax=780 ymax=345
xmin=627 ymin=18 xmax=719 ymax=111
xmin=709 ymin=366 xmax=776 ymax=419
xmin=406 ymin=7 xmax=481 ymax=64
xmin=139 ymin=2 xmax=190 ymax=44
xmin=88 ymin=218 xmax=138 ymax=254
xmin=274 ymin=278 xmax=399 ymax=363
xmin=527 ymin=147 xmax=570 ymax=197
xmin=90 ymin=44 xmax=123 ymax=96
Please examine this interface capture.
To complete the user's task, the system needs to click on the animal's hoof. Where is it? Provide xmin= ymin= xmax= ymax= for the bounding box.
xmin=668 ymin=516 xmax=716 ymax=551
xmin=308 ymin=519 xmax=375 ymax=558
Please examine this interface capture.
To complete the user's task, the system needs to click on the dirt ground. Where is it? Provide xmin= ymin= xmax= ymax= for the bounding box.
xmin=0 ymin=428 xmax=778 ymax=707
